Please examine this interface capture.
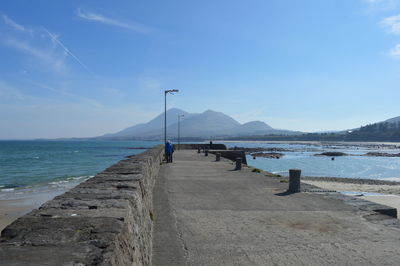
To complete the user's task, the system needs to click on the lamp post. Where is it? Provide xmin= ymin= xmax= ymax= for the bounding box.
xmin=178 ymin=114 xmax=184 ymax=150
xmin=164 ymin=89 xmax=179 ymax=155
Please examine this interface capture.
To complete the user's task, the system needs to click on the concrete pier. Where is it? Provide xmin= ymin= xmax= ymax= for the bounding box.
xmin=2 ymin=146 xmax=400 ymax=265
xmin=153 ymin=150 xmax=400 ymax=266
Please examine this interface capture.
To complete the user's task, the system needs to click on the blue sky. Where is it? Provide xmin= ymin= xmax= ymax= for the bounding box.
xmin=1 ymin=0 xmax=400 ymax=139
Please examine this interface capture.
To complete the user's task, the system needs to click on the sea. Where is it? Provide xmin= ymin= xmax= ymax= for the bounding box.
xmin=221 ymin=141 xmax=400 ymax=181
xmin=0 ymin=140 xmax=160 ymax=197
xmin=2 ymin=140 xmax=400 ymax=199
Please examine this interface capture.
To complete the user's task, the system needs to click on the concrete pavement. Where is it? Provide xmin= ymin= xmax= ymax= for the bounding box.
xmin=152 ymin=150 xmax=400 ymax=265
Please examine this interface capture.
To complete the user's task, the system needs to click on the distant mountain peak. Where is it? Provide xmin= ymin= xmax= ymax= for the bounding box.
xmin=98 ymin=108 xmax=289 ymax=140
xmin=203 ymin=109 xmax=219 ymax=114
xmin=242 ymin=121 xmax=267 ymax=125
xmin=167 ymin=107 xmax=186 ymax=112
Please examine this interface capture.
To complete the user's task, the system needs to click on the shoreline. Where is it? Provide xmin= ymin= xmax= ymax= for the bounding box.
xmin=0 ymin=181 xmax=85 ymax=231
xmin=301 ymin=175 xmax=400 ymax=186
xmin=300 ymin=177 xmax=400 ymax=218
xmin=301 ymin=176 xmax=400 ymax=196
xmin=220 ymin=140 xmax=400 ymax=146
xmin=0 ymin=199 xmax=35 ymax=232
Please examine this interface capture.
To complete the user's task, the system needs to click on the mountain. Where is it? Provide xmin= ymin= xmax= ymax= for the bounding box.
xmin=384 ymin=116 xmax=400 ymax=124
xmin=173 ymin=110 xmax=241 ymax=137
xmin=138 ymin=110 xmax=241 ymax=139
xmin=228 ymin=121 xmax=273 ymax=136
xmin=99 ymin=109 xmax=289 ymax=140
xmin=100 ymin=108 xmax=189 ymax=139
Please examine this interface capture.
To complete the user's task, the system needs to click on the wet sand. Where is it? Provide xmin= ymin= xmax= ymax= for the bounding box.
xmin=302 ymin=179 xmax=400 ymax=217
xmin=0 ymin=199 xmax=35 ymax=231
xmin=0 ymin=187 xmax=71 ymax=231
xmin=302 ymin=179 xmax=400 ymax=195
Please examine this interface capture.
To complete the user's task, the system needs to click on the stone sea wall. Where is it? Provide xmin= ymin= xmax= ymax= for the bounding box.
xmin=0 ymin=145 xmax=164 ymax=266
xmin=178 ymin=143 xmax=247 ymax=164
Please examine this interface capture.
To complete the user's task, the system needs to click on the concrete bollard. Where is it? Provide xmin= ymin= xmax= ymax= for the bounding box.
xmin=235 ymin=157 xmax=242 ymax=170
xmin=288 ymin=169 xmax=301 ymax=193
xmin=216 ymin=153 xmax=221 ymax=161
xmin=198 ymin=147 xmax=201 ymax=153
xmin=205 ymin=150 xmax=208 ymax=156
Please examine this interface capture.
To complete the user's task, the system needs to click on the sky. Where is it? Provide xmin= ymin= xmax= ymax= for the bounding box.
xmin=1 ymin=0 xmax=400 ymax=139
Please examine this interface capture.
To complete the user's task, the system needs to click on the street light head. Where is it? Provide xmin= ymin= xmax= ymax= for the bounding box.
xmin=165 ymin=89 xmax=179 ymax=94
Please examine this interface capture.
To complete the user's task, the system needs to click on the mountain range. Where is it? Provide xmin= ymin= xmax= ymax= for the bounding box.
xmin=96 ymin=108 xmax=400 ymax=141
xmin=98 ymin=108 xmax=299 ymax=140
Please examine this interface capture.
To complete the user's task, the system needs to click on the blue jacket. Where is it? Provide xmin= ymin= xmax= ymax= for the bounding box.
xmin=166 ymin=142 xmax=174 ymax=153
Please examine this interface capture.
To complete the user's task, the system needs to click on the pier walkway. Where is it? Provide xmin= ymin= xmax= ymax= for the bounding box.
xmin=153 ymin=150 xmax=400 ymax=265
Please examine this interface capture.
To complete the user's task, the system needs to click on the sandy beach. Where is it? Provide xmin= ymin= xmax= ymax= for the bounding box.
xmin=0 ymin=199 xmax=35 ymax=231
xmin=0 ymin=187 xmax=71 ymax=231
xmin=302 ymin=179 xmax=400 ymax=195
xmin=302 ymin=178 xmax=400 ymax=216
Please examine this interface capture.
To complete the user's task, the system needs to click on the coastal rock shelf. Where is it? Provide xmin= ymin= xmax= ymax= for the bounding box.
xmin=251 ymin=152 xmax=284 ymax=159
xmin=363 ymin=152 xmax=400 ymax=157
xmin=0 ymin=145 xmax=164 ymax=265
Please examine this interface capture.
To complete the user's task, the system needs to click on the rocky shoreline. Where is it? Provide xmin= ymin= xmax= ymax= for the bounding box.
xmin=234 ymin=145 xmax=400 ymax=158
xmin=301 ymin=176 xmax=400 ymax=185
xmin=251 ymin=152 xmax=284 ymax=159
xmin=363 ymin=152 xmax=400 ymax=157
xmin=234 ymin=147 xmax=293 ymax=153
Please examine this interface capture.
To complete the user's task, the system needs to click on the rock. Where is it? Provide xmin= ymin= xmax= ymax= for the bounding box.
xmin=314 ymin=152 xmax=347 ymax=157
xmin=363 ymin=152 xmax=400 ymax=157
xmin=251 ymin=152 xmax=284 ymax=159
xmin=234 ymin=147 xmax=293 ymax=154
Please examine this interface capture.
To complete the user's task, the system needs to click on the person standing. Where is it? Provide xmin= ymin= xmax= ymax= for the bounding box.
xmin=166 ymin=141 xmax=174 ymax=163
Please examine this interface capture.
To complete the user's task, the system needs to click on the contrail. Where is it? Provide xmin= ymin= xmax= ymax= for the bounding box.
xmin=43 ymin=28 xmax=93 ymax=75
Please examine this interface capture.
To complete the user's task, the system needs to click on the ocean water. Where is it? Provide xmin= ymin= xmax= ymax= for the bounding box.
xmin=2 ymin=140 xmax=400 ymax=195
xmin=0 ymin=140 xmax=160 ymax=192
xmin=221 ymin=141 xmax=400 ymax=180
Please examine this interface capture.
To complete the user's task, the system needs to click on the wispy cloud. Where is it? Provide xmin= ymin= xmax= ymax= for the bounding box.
xmin=380 ymin=14 xmax=400 ymax=34
xmin=0 ymin=14 xmax=91 ymax=73
xmin=379 ymin=15 xmax=400 ymax=58
xmin=43 ymin=28 xmax=92 ymax=74
xmin=1 ymin=14 xmax=29 ymax=32
xmin=2 ymin=37 xmax=66 ymax=71
xmin=76 ymin=8 xmax=153 ymax=34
